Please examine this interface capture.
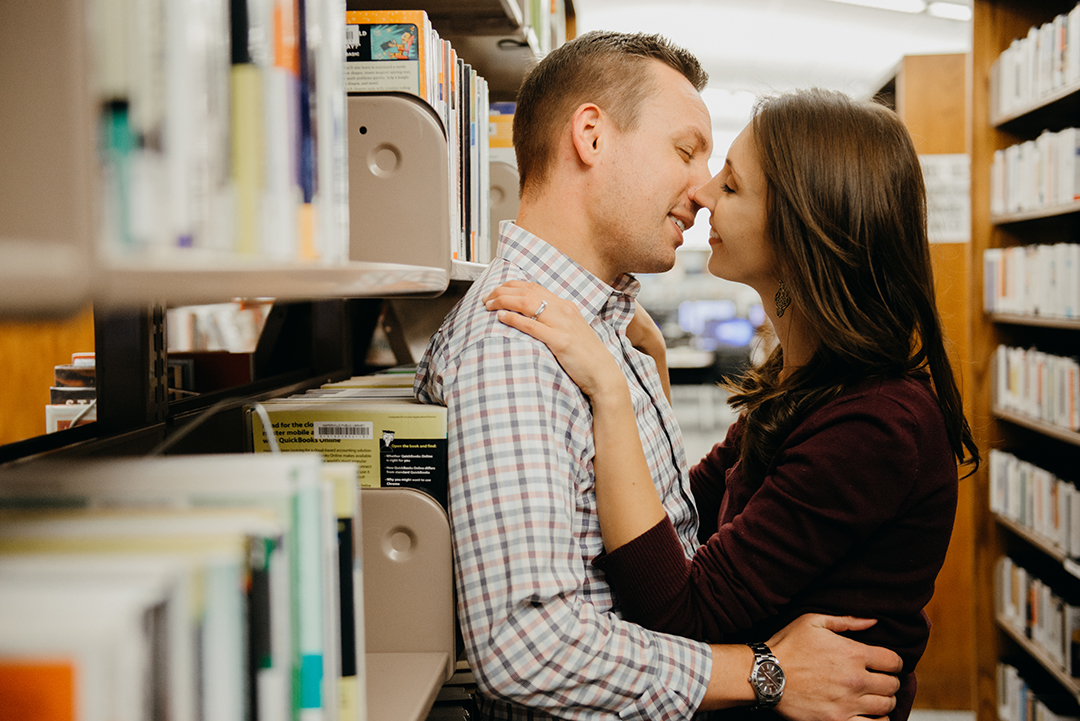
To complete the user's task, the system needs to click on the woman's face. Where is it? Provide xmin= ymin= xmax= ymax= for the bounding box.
xmin=692 ymin=124 xmax=778 ymax=295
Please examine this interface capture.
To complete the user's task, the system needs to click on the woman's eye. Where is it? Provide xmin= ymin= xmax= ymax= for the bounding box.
xmin=721 ymin=183 xmax=735 ymax=194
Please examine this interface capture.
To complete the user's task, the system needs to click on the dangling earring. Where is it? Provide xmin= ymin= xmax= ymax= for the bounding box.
xmin=774 ymin=280 xmax=791 ymax=318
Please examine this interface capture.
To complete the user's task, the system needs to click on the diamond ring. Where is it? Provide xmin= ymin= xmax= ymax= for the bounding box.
xmin=530 ymin=300 xmax=548 ymax=321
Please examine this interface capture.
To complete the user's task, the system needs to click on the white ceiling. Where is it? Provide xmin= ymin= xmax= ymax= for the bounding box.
xmin=573 ymin=0 xmax=972 ymax=132
xmin=571 ymin=0 xmax=973 ymax=248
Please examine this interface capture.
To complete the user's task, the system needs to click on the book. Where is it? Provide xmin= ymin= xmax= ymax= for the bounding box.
xmin=0 ymin=454 xmax=339 ymax=721
xmin=249 ymin=398 xmax=448 ymax=508
xmin=322 ymin=463 xmax=366 ymax=721
xmin=0 ymin=507 xmax=287 ymax=721
xmin=0 ymin=574 xmax=172 ymax=721
xmin=344 ymin=11 xmax=433 ymax=105
xmin=321 ymin=374 xmax=414 ymax=390
xmin=0 ymin=659 xmax=76 ymax=721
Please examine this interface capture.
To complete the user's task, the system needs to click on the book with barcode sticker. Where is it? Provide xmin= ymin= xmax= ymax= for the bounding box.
xmin=344 ymin=10 xmax=433 ymax=107
xmin=248 ymin=399 xmax=448 ymax=508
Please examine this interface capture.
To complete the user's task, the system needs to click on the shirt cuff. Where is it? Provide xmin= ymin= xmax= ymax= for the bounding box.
xmin=593 ymin=517 xmax=692 ymax=626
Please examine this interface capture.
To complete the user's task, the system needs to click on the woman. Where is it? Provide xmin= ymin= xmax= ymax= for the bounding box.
xmin=484 ymin=88 xmax=979 ymax=720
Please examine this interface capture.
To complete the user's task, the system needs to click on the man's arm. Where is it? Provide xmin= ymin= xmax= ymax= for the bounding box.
xmin=704 ymin=615 xmax=902 ymax=721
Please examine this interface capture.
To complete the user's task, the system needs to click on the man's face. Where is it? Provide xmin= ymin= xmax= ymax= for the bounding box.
xmin=591 ymin=61 xmax=713 ymax=278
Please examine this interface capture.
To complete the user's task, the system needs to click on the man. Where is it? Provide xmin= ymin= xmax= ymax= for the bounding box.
xmin=415 ymin=31 xmax=902 ymax=720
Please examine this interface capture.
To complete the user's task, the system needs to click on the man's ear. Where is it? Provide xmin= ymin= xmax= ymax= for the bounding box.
xmin=570 ymin=103 xmax=604 ymax=167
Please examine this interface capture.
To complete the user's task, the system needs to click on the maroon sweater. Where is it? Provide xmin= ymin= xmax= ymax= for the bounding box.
xmin=593 ymin=375 xmax=958 ymax=720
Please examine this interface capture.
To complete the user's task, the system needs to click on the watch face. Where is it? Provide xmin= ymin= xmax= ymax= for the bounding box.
xmin=754 ymin=659 xmax=785 ymax=695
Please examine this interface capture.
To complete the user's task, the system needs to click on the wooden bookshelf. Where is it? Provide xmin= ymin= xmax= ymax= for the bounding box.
xmin=993 ymin=407 xmax=1080 ymax=447
xmin=989 ymin=313 xmax=1080 ymax=330
xmin=990 ymin=198 xmax=1080 ymax=223
xmin=994 ymin=513 xmax=1072 ymax=567
xmin=996 ymin=616 xmax=1080 ymax=701
xmin=873 ymin=51 xmax=976 ymax=710
xmin=971 ymin=3 xmax=1080 ymax=720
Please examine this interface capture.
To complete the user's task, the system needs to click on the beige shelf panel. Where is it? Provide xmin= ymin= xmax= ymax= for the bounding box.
xmin=361 ymin=487 xmax=455 ymax=680
xmin=0 ymin=0 xmax=97 ymax=319
xmin=367 ymin=652 xmax=450 ymax=721
xmin=0 ymin=241 xmax=93 ymax=318
xmin=451 ymin=260 xmax=488 ymax=282
xmin=438 ymin=31 xmax=540 ymax=100
xmin=95 ymin=260 xmax=449 ymax=308
xmin=347 ymin=94 xmax=453 ymax=277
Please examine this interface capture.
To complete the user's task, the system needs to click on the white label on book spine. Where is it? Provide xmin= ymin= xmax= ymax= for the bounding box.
xmin=920 ymin=153 xmax=971 ymax=243
xmin=314 ymin=422 xmax=373 ymax=440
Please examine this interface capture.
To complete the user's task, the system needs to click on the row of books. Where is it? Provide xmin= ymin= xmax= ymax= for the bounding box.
xmin=525 ymin=0 xmax=567 ymax=58
xmin=995 ymin=345 xmax=1080 ymax=432
xmin=997 ymin=555 xmax=1080 ymax=678
xmin=97 ymin=0 xmax=351 ymax=264
xmin=0 ymin=454 xmax=364 ymax=721
xmin=991 ymin=449 xmax=1080 ymax=558
xmin=992 ymin=4 xmax=1080 ymax=119
xmin=246 ymin=369 xmax=450 ymax=508
xmin=166 ymin=301 xmax=273 ymax=354
xmin=345 ymin=10 xmax=492 ymax=264
xmin=990 ymin=129 xmax=1080 ymax=216
xmin=998 ymin=663 xmax=1080 ymax=721
xmin=984 ymin=244 xmax=1080 ymax=318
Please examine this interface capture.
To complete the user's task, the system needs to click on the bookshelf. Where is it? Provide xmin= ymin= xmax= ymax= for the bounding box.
xmin=971 ymin=3 xmax=1080 ymax=720
xmin=0 ymin=0 xmax=572 ymax=719
xmin=3 ymin=1 xmax=530 ymax=318
xmin=871 ymin=52 xmax=976 ymax=711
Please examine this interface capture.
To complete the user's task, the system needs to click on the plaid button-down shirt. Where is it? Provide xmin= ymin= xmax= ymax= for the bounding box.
xmin=415 ymin=222 xmax=711 ymax=720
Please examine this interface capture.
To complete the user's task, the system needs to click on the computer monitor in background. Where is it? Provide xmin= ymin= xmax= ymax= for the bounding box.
xmin=677 ymin=299 xmax=736 ymax=338
xmin=748 ymin=302 xmax=766 ymax=328
xmin=707 ymin=318 xmax=755 ymax=347
xmin=678 ymin=299 xmax=759 ymax=348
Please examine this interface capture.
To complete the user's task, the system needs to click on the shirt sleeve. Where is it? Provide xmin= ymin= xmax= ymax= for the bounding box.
xmin=444 ymin=333 xmax=712 ymax=720
xmin=594 ymin=392 xmax=926 ymax=642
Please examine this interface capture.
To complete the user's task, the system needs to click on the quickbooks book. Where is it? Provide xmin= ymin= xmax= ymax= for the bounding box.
xmin=249 ymin=399 xmax=448 ymax=508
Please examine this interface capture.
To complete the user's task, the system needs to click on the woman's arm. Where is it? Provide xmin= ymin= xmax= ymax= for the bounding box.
xmin=485 ymin=281 xmax=670 ymax=550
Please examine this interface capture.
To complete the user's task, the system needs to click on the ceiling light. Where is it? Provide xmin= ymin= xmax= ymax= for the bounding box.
xmin=927 ymin=2 xmax=973 ymax=21
xmin=824 ymin=0 xmax=928 ymax=12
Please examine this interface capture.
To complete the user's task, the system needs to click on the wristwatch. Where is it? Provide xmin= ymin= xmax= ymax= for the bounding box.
xmin=747 ymin=641 xmax=785 ymax=708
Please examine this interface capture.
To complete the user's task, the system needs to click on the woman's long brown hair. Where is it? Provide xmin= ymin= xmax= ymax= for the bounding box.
xmin=724 ymin=88 xmax=979 ymax=484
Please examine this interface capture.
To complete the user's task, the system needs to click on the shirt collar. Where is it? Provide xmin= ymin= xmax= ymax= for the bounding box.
xmin=496 ymin=221 xmax=640 ymax=330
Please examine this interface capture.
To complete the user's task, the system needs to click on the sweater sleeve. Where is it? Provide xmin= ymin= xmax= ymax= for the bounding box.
xmin=594 ymin=389 xmax=930 ymax=642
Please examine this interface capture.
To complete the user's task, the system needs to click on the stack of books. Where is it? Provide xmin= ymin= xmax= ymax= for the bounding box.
xmin=345 ymin=11 xmax=491 ymax=264
xmin=0 ymin=453 xmax=366 ymax=721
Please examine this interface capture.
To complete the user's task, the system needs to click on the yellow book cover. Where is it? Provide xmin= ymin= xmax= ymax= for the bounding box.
xmin=251 ymin=399 xmax=447 ymax=507
xmin=231 ymin=64 xmax=264 ymax=256
xmin=321 ymin=374 xmax=414 ymax=390
xmin=344 ymin=10 xmax=430 ymax=103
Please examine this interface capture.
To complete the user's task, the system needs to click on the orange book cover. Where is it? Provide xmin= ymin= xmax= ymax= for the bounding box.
xmin=344 ymin=10 xmax=430 ymax=103
xmin=0 ymin=660 xmax=75 ymax=721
